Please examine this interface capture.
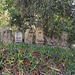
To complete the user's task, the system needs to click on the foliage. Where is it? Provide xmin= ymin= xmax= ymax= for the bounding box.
xmin=13 ymin=0 xmax=75 ymax=43
xmin=0 ymin=0 xmax=75 ymax=43
xmin=0 ymin=42 xmax=75 ymax=74
xmin=0 ymin=0 xmax=10 ymax=30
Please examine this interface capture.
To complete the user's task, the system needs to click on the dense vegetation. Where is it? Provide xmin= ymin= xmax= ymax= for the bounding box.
xmin=0 ymin=0 xmax=75 ymax=75
xmin=0 ymin=0 xmax=75 ymax=43
xmin=0 ymin=42 xmax=75 ymax=75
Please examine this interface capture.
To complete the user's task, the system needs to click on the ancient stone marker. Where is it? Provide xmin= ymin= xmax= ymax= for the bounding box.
xmin=52 ymin=35 xmax=59 ymax=46
xmin=45 ymin=36 xmax=53 ymax=46
xmin=35 ymin=28 xmax=44 ymax=45
xmin=1 ymin=30 xmax=12 ymax=44
xmin=59 ymin=31 xmax=68 ymax=49
xmin=71 ymin=44 xmax=75 ymax=49
xmin=24 ymin=29 xmax=33 ymax=44
xmin=15 ymin=32 xmax=22 ymax=43
xmin=61 ymin=31 xmax=68 ymax=40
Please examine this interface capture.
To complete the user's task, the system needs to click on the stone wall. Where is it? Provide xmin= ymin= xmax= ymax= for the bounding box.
xmin=45 ymin=36 xmax=53 ymax=46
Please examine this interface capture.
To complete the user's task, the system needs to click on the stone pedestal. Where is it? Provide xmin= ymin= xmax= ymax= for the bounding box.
xmin=35 ymin=28 xmax=44 ymax=45
xmin=24 ymin=29 xmax=33 ymax=44
xmin=1 ymin=30 xmax=12 ymax=44
xmin=15 ymin=32 xmax=22 ymax=43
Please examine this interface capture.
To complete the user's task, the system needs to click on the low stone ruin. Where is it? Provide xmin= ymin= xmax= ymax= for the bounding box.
xmin=45 ymin=36 xmax=53 ymax=46
xmin=1 ymin=30 xmax=12 ymax=44
xmin=35 ymin=28 xmax=44 ymax=45
xmin=45 ymin=35 xmax=59 ymax=47
xmin=24 ymin=29 xmax=34 ymax=44
xmin=15 ymin=32 xmax=22 ymax=43
xmin=59 ymin=31 xmax=68 ymax=49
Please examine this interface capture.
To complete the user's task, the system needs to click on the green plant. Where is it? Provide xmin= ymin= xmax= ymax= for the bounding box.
xmin=0 ymin=42 xmax=75 ymax=74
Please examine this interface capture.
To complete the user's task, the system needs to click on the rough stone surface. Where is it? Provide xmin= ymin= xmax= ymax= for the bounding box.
xmin=61 ymin=31 xmax=68 ymax=40
xmin=59 ymin=31 xmax=68 ymax=49
xmin=1 ymin=30 xmax=12 ymax=44
xmin=35 ymin=28 xmax=44 ymax=45
xmin=15 ymin=32 xmax=22 ymax=43
xmin=71 ymin=44 xmax=75 ymax=49
xmin=52 ymin=35 xmax=59 ymax=46
xmin=24 ymin=29 xmax=33 ymax=44
xmin=45 ymin=36 xmax=53 ymax=46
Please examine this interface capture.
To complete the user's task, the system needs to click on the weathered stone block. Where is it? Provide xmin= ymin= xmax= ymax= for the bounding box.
xmin=15 ymin=32 xmax=22 ymax=43
xmin=71 ymin=44 xmax=75 ymax=49
xmin=1 ymin=30 xmax=12 ymax=44
xmin=60 ymin=40 xmax=67 ymax=47
xmin=45 ymin=36 xmax=53 ymax=46
xmin=59 ymin=31 xmax=68 ymax=49
xmin=52 ymin=35 xmax=59 ymax=46
xmin=35 ymin=28 xmax=44 ymax=45
xmin=24 ymin=29 xmax=33 ymax=44
xmin=61 ymin=31 xmax=68 ymax=40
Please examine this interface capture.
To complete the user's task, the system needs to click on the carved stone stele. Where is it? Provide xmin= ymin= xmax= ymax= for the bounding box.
xmin=1 ymin=30 xmax=12 ymax=44
xmin=59 ymin=31 xmax=68 ymax=49
xmin=35 ymin=28 xmax=44 ymax=45
xmin=15 ymin=32 xmax=22 ymax=43
xmin=24 ymin=29 xmax=33 ymax=44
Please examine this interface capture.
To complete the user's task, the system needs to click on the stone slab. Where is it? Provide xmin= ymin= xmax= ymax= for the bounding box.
xmin=15 ymin=32 xmax=22 ymax=43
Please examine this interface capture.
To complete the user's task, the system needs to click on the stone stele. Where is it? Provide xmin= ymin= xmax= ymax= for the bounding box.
xmin=15 ymin=32 xmax=22 ymax=43
xmin=59 ymin=31 xmax=68 ymax=49
xmin=35 ymin=28 xmax=44 ymax=45
xmin=24 ymin=29 xmax=34 ymax=44
xmin=1 ymin=29 xmax=12 ymax=44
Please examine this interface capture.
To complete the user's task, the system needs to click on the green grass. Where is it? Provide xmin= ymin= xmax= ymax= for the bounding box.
xmin=0 ymin=42 xmax=75 ymax=75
